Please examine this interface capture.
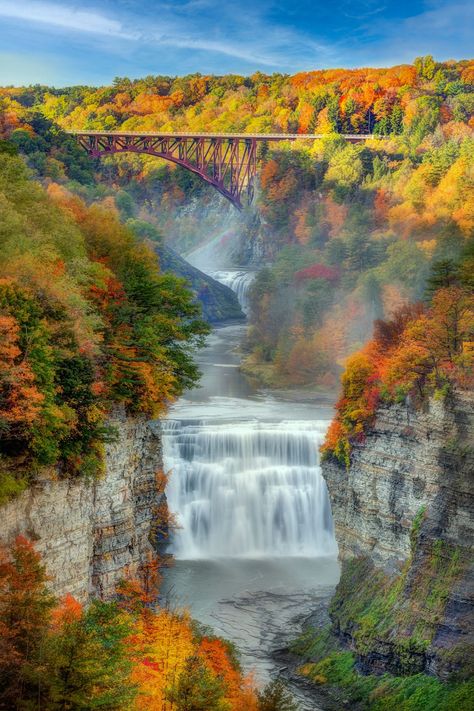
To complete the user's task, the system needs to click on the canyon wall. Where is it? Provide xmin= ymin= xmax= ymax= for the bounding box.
xmin=323 ymin=390 xmax=474 ymax=679
xmin=0 ymin=408 xmax=163 ymax=603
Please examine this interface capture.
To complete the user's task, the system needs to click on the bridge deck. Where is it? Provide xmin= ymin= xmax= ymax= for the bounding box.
xmin=68 ymin=130 xmax=379 ymax=141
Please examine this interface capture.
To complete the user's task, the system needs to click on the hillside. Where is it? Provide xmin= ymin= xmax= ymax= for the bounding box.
xmin=0 ymin=144 xmax=208 ymax=502
xmin=290 ymin=263 xmax=473 ymax=709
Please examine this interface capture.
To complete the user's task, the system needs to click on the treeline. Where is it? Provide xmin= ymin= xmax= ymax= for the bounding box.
xmin=0 ymin=143 xmax=208 ymax=503
xmin=0 ymin=536 xmax=296 ymax=711
xmin=244 ymin=122 xmax=474 ymax=387
xmin=2 ymin=56 xmax=473 ymax=136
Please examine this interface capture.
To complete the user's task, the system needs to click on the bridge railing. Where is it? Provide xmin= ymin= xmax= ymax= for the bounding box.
xmin=67 ymin=130 xmax=383 ymax=141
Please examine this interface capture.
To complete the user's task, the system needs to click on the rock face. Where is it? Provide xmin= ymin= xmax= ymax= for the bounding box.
xmin=324 ymin=391 xmax=474 ymax=572
xmin=156 ymin=244 xmax=244 ymax=323
xmin=0 ymin=409 xmax=163 ymax=603
xmin=323 ymin=390 xmax=474 ymax=678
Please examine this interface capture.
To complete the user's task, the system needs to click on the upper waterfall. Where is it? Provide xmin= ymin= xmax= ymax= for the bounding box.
xmin=211 ymin=269 xmax=255 ymax=314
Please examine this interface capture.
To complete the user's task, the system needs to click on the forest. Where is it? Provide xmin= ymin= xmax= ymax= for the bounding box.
xmin=1 ymin=56 xmax=472 ymax=392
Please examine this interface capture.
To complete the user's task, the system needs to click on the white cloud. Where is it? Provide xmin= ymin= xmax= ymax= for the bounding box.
xmin=155 ymin=35 xmax=281 ymax=66
xmin=0 ymin=0 xmax=138 ymax=39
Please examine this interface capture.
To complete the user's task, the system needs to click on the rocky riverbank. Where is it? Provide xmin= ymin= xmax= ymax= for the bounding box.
xmin=323 ymin=389 xmax=473 ymax=679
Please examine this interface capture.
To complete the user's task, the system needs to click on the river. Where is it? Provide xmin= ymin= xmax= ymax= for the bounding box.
xmin=160 ymin=271 xmax=340 ymax=710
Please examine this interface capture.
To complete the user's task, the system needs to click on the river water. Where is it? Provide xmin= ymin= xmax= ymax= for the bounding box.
xmin=161 ymin=271 xmax=339 ymax=709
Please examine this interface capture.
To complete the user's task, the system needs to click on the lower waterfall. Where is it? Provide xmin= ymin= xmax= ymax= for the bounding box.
xmin=163 ymin=418 xmax=336 ymax=558
xmin=162 ymin=266 xmax=337 ymax=562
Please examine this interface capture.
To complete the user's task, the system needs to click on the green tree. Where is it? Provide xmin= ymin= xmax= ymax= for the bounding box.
xmin=47 ymin=600 xmax=136 ymax=710
xmin=0 ymin=536 xmax=55 ymax=709
xmin=425 ymin=259 xmax=461 ymax=297
xmin=325 ymin=145 xmax=363 ymax=191
xmin=414 ymin=55 xmax=436 ymax=81
xmin=166 ymin=655 xmax=228 ymax=711
xmin=257 ymin=679 xmax=298 ymax=711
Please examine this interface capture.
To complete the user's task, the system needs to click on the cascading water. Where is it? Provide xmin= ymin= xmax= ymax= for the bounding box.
xmin=163 ymin=418 xmax=336 ymax=558
xmin=162 ymin=265 xmax=337 ymax=561
xmin=211 ymin=269 xmax=255 ymax=314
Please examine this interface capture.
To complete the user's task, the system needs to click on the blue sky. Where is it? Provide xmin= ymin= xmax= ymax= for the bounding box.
xmin=0 ymin=0 xmax=472 ymax=86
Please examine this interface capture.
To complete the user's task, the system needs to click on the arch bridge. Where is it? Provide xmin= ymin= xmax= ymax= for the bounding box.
xmin=70 ymin=131 xmax=377 ymax=209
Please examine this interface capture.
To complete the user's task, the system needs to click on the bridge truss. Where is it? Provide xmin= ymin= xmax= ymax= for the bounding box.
xmin=72 ymin=131 xmax=376 ymax=209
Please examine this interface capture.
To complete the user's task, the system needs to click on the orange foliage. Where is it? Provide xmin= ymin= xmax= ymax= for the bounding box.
xmin=297 ymin=102 xmax=315 ymax=133
xmin=51 ymin=593 xmax=83 ymax=629
xmin=0 ymin=309 xmax=44 ymax=432
xmin=260 ymin=159 xmax=279 ymax=190
xmin=323 ymin=289 xmax=473 ymax=466
xmin=373 ymin=188 xmax=390 ymax=225
xmin=324 ymin=195 xmax=348 ymax=238
xmin=129 ymin=606 xmax=259 ymax=710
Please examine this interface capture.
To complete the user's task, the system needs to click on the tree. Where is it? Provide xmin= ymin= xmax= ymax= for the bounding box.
xmin=430 ymin=286 xmax=474 ymax=360
xmin=0 ymin=536 xmax=55 ymax=708
xmin=257 ymin=679 xmax=298 ymax=711
xmin=165 ymin=655 xmax=228 ymax=711
xmin=47 ymin=599 xmax=136 ymax=710
xmin=425 ymin=259 xmax=461 ymax=296
xmin=325 ymin=145 xmax=363 ymax=191
xmin=414 ymin=55 xmax=436 ymax=81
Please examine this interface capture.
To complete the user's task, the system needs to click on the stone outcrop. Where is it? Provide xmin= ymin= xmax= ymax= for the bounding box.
xmin=0 ymin=408 xmax=163 ymax=603
xmin=155 ymin=244 xmax=244 ymax=323
xmin=323 ymin=390 xmax=474 ymax=679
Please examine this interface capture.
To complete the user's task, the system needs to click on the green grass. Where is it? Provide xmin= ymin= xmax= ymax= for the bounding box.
xmin=291 ymin=513 xmax=473 ymax=710
xmin=296 ymin=637 xmax=474 ymax=711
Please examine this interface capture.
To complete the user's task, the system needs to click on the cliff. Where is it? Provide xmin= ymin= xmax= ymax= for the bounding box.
xmin=0 ymin=408 xmax=163 ymax=603
xmin=322 ymin=390 xmax=474 ymax=679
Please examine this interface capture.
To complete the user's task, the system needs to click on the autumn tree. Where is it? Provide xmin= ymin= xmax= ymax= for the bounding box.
xmin=0 ymin=536 xmax=55 ymax=709
xmin=46 ymin=599 xmax=136 ymax=710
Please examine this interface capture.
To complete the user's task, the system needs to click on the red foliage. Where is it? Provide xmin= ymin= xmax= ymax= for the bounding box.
xmin=294 ymin=263 xmax=341 ymax=283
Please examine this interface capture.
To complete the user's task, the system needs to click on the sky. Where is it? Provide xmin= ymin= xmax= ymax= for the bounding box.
xmin=0 ymin=0 xmax=472 ymax=87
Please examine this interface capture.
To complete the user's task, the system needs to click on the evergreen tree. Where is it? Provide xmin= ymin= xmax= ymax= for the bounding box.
xmin=166 ymin=655 xmax=228 ymax=711
xmin=425 ymin=259 xmax=461 ymax=298
xmin=257 ymin=679 xmax=299 ymax=711
xmin=0 ymin=536 xmax=55 ymax=709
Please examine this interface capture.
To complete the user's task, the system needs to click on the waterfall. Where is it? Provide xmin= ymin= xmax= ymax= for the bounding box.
xmin=211 ymin=269 xmax=255 ymax=313
xmin=163 ymin=418 xmax=337 ymax=559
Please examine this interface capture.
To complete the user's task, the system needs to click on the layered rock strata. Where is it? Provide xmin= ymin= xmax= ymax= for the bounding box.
xmin=0 ymin=409 xmax=163 ymax=603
